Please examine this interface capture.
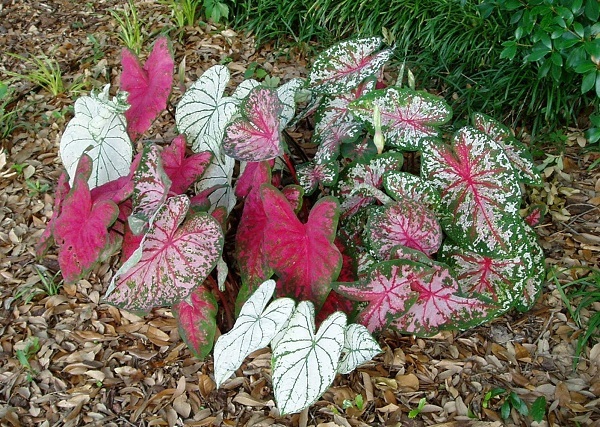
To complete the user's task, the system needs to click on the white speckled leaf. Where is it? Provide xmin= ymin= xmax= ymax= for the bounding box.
xmin=383 ymin=171 xmax=442 ymax=210
xmin=213 ymin=280 xmax=295 ymax=388
xmin=198 ymin=134 xmax=236 ymax=213
xmin=277 ymin=78 xmax=304 ymax=129
xmin=272 ymin=302 xmax=347 ymax=415
xmin=297 ymin=161 xmax=339 ymax=195
xmin=60 ymin=85 xmax=132 ymax=189
xmin=308 ymin=37 xmax=393 ymax=95
xmin=337 ymin=324 xmax=381 ymax=374
xmin=349 ymin=87 xmax=451 ymax=150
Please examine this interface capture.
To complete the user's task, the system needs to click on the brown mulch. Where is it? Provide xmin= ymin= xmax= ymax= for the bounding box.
xmin=1 ymin=1 xmax=599 ymax=426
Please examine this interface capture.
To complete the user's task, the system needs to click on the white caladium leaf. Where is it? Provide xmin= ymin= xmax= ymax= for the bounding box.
xmin=277 ymin=78 xmax=304 ymax=129
xmin=197 ymin=136 xmax=236 ymax=213
xmin=297 ymin=161 xmax=339 ymax=195
xmin=349 ymin=87 xmax=452 ymax=151
xmin=308 ymin=37 xmax=393 ymax=95
xmin=337 ymin=324 xmax=381 ymax=375
xmin=60 ymin=84 xmax=132 ymax=189
xmin=272 ymin=302 xmax=347 ymax=415
xmin=213 ymin=280 xmax=295 ymax=388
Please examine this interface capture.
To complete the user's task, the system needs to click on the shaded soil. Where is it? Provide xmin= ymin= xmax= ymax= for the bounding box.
xmin=1 ymin=1 xmax=599 ymax=426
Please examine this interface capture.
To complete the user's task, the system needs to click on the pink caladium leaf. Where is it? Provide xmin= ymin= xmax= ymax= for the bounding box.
xmin=121 ymin=36 xmax=174 ymax=140
xmin=261 ymin=185 xmax=342 ymax=309
xmin=105 ymin=195 xmax=224 ymax=312
xmin=36 ymin=171 xmax=70 ymax=257
xmin=297 ymin=161 xmax=339 ymax=195
xmin=223 ymin=87 xmax=284 ymax=161
xmin=53 ymin=155 xmax=121 ymax=283
xmin=523 ymin=203 xmax=547 ymax=227
xmin=335 ymin=152 xmax=404 ymax=217
xmin=366 ymin=199 xmax=442 ymax=260
xmin=129 ymin=144 xmax=172 ymax=235
xmin=389 ymin=245 xmax=434 ymax=265
xmin=90 ymin=174 xmax=134 ymax=205
xmin=390 ymin=261 xmax=494 ymax=336
xmin=172 ymin=285 xmax=218 ymax=360
xmin=235 ymin=160 xmax=273 ymax=198
xmin=281 ymin=185 xmax=304 ymax=213
xmin=421 ymin=127 xmax=524 ymax=256
xmin=334 ymin=260 xmax=420 ymax=333
xmin=349 ymin=87 xmax=452 ymax=151
xmin=161 ymin=135 xmax=212 ymax=195
xmin=308 ymin=37 xmax=393 ymax=95
xmin=472 ymin=113 xmax=541 ymax=186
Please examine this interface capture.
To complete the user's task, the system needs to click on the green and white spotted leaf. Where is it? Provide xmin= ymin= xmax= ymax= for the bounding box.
xmin=277 ymin=78 xmax=304 ymax=129
xmin=297 ymin=161 xmax=339 ymax=195
xmin=337 ymin=324 xmax=381 ymax=374
xmin=272 ymin=302 xmax=347 ymax=415
xmin=60 ymin=84 xmax=132 ymax=189
xmin=349 ymin=87 xmax=451 ymax=151
xmin=308 ymin=37 xmax=393 ymax=95
xmin=513 ymin=225 xmax=545 ymax=312
xmin=213 ymin=280 xmax=295 ymax=387
xmin=383 ymin=171 xmax=443 ymax=212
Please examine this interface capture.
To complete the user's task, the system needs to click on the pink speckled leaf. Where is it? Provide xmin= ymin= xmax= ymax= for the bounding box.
xmin=367 ymin=199 xmax=442 ymax=260
xmin=53 ymin=155 xmax=120 ymax=283
xmin=129 ymin=144 xmax=172 ymax=235
xmin=105 ymin=195 xmax=224 ymax=312
xmin=281 ymin=185 xmax=304 ymax=213
xmin=121 ymin=36 xmax=174 ymax=140
xmin=223 ymin=87 xmax=284 ymax=161
xmin=161 ymin=135 xmax=212 ymax=195
xmin=261 ymin=185 xmax=342 ymax=309
xmin=172 ymin=285 xmax=218 ymax=360
xmin=36 ymin=171 xmax=70 ymax=257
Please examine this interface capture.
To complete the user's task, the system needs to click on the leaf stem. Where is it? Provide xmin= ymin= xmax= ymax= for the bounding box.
xmin=282 ymin=153 xmax=299 ymax=185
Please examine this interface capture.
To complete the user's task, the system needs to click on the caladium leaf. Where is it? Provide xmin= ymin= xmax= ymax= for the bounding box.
xmin=421 ymin=127 xmax=523 ymax=256
xmin=308 ymin=37 xmax=393 ymax=95
xmin=281 ymin=184 xmax=304 ymax=213
xmin=272 ymin=302 xmax=347 ymax=415
xmin=472 ymin=113 xmax=541 ymax=186
xmin=223 ymin=86 xmax=284 ymax=161
xmin=262 ymin=185 xmax=342 ymax=309
xmin=349 ymin=87 xmax=451 ymax=151
xmin=383 ymin=171 xmax=443 ymax=213
xmin=129 ymin=144 xmax=172 ymax=235
xmin=337 ymin=324 xmax=382 ymax=374
xmin=197 ymin=135 xmax=236 ymax=213
xmin=161 ymin=135 xmax=212 ymax=195
xmin=121 ymin=36 xmax=174 ymax=140
xmin=172 ymin=285 xmax=218 ymax=360
xmin=334 ymin=260 xmax=419 ymax=333
xmin=389 ymin=245 xmax=434 ymax=265
xmin=522 ymin=203 xmax=547 ymax=227
xmin=335 ymin=152 xmax=404 ymax=217
xmin=297 ymin=161 xmax=339 ymax=195
xmin=340 ymin=137 xmax=377 ymax=162
xmin=367 ymin=199 xmax=442 ymax=260
xmin=514 ymin=226 xmax=545 ymax=312
xmin=36 ymin=171 xmax=70 ymax=257
xmin=54 ymin=155 xmax=120 ymax=283
xmin=60 ymin=84 xmax=132 ymax=188
xmin=277 ymin=78 xmax=304 ymax=129
xmin=90 ymin=174 xmax=134 ymax=205
xmin=314 ymin=121 xmax=363 ymax=164
xmin=105 ymin=195 xmax=224 ymax=312
xmin=214 ymin=280 xmax=295 ymax=387
xmin=235 ymin=160 xmax=273 ymax=198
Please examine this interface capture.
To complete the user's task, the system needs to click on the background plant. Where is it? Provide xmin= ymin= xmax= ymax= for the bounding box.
xmin=110 ymin=0 xmax=145 ymax=55
xmin=4 ymin=53 xmax=72 ymax=97
xmin=0 ymin=81 xmax=19 ymax=139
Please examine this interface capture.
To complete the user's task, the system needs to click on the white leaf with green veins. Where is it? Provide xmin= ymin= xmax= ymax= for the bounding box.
xmin=338 ymin=324 xmax=381 ymax=374
xmin=213 ymin=280 xmax=295 ymax=388
xmin=272 ymin=302 xmax=347 ymax=415
xmin=60 ymin=84 xmax=132 ymax=189
xmin=277 ymin=78 xmax=304 ymax=129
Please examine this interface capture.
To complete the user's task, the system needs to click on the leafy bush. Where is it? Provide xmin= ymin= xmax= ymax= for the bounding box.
xmin=38 ymin=36 xmax=546 ymax=414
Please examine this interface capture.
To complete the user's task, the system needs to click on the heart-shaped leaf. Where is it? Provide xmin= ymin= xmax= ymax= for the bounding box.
xmin=197 ymin=135 xmax=236 ymax=213
xmin=272 ymin=302 xmax=347 ymax=415
xmin=172 ymin=285 xmax=218 ymax=360
xmin=421 ymin=127 xmax=523 ymax=256
xmin=60 ymin=85 xmax=132 ymax=189
xmin=281 ymin=184 xmax=304 ymax=213
xmin=54 ymin=155 xmax=121 ymax=283
xmin=277 ymin=78 xmax=304 ymax=129
xmin=297 ymin=161 xmax=339 ymax=195
xmin=262 ymin=185 xmax=342 ymax=309
xmin=337 ymin=324 xmax=382 ymax=374
xmin=121 ymin=36 xmax=174 ymax=140
xmin=214 ymin=280 xmax=295 ymax=387
xmin=223 ymin=86 xmax=284 ymax=161
xmin=383 ymin=171 xmax=443 ymax=213
xmin=161 ymin=135 xmax=212 ymax=195
xmin=308 ymin=37 xmax=393 ymax=95
xmin=349 ymin=87 xmax=452 ymax=151
xmin=105 ymin=195 xmax=224 ymax=312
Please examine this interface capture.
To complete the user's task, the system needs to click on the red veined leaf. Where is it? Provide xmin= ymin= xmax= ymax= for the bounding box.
xmin=281 ymin=184 xmax=304 ymax=213
xmin=36 ymin=171 xmax=70 ymax=257
xmin=129 ymin=144 xmax=172 ymax=235
xmin=223 ymin=87 xmax=284 ymax=161
xmin=314 ymin=121 xmax=362 ymax=164
xmin=335 ymin=152 xmax=403 ymax=217
xmin=349 ymin=87 xmax=452 ymax=151
xmin=161 ymin=135 xmax=212 ymax=195
xmin=235 ymin=160 xmax=273 ymax=198
xmin=297 ymin=161 xmax=339 ymax=195
xmin=382 ymin=171 xmax=443 ymax=213
xmin=334 ymin=260 xmax=420 ymax=333
xmin=390 ymin=261 xmax=493 ymax=335
xmin=54 ymin=155 xmax=120 ymax=283
xmin=90 ymin=174 xmax=134 ymax=204
xmin=367 ymin=199 xmax=442 ymax=260
xmin=421 ymin=127 xmax=523 ymax=256
xmin=172 ymin=285 xmax=218 ymax=360
xmin=389 ymin=245 xmax=434 ymax=265
xmin=105 ymin=195 xmax=224 ymax=312
xmin=261 ymin=185 xmax=342 ymax=309
xmin=523 ymin=203 xmax=547 ymax=227
xmin=340 ymin=137 xmax=377 ymax=162
xmin=308 ymin=37 xmax=393 ymax=95
xmin=121 ymin=36 xmax=174 ymax=140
